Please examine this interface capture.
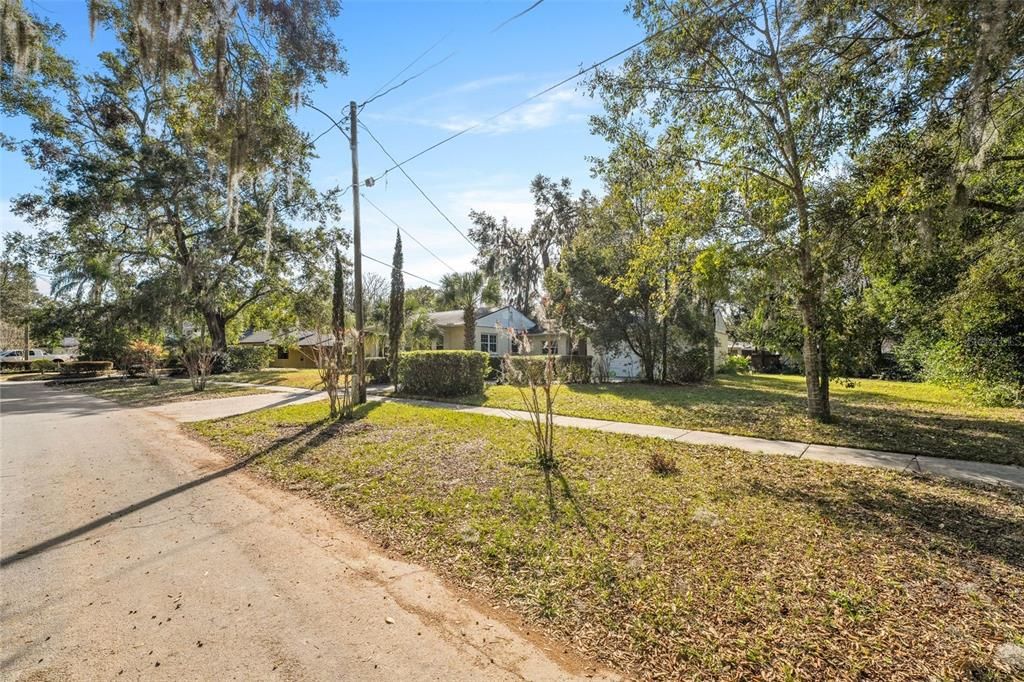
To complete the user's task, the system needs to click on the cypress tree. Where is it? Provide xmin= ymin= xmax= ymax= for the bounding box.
xmin=332 ymin=248 xmax=345 ymax=337
xmin=388 ymin=230 xmax=405 ymax=385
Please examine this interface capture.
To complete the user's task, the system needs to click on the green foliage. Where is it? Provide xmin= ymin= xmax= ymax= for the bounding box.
xmin=388 ymin=230 xmax=405 ymax=384
xmin=365 ymin=356 xmax=390 ymax=385
xmin=504 ymin=355 xmax=593 ymax=385
xmin=717 ymin=355 xmax=752 ymax=375
xmin=398 ymin=350 xmax=489 ymax=397
xmin=224 ymin=345 xmax=275 ymax=372
xmin=59 ymin=360 xmax=114 ymax=376
xmin=439 ymin=271 xmax=487 ymax=350
xmin=665 ymin=347 xmax=710 ymax=384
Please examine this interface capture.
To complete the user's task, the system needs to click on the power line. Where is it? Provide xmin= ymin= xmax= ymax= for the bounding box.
xmin=361 ymin=252 xmax=441 ymax=287
xmin=490 ymin=0 xmax=544 ymax=33
xmin=358 ymin=121 xmax=476 ymax=249
xmin=360 ymin=50 xmax=457 ymax=110
xmin=360 ymin=192 xmax=458 ymax=273
xmin=358 ymin=1 xmax=549 ymax=110
xmin=367 ymin=19 xmax=682 ymax=184
xmin=365 ymin=32 xmax=451 ymax=102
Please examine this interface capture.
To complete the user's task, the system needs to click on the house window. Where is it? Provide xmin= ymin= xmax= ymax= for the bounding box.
xmin=276 ymin=346 xmax=289 ymax=360
xmin=480 ymin=333 xmax=497 ymax=353
xmin=510 ymin=339 xmax=520 ymax=354
xmin=543 ymin=341 xmax=558 ymax=355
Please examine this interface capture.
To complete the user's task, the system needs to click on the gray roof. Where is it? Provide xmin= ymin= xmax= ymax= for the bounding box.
xmin=426 ymin=307 xmax=501 ymax=327
xmin=238 ymin=329 xmax=276 ymax=344
xmin=239 ymin=329 xmax=336 ymax=346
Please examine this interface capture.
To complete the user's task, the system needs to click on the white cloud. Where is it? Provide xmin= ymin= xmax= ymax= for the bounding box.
xmin=446 ymin=185 xmax=536 ymax=228
xmin=366 ymin=85 xmax=595 ymax=136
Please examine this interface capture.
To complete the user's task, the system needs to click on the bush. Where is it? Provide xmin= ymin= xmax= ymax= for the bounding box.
xmin=223 ymin=345 xmax=275 ymax=372
xmin=398 ymin=350 xmax=489 ymax=397
xmin=59 ymin=361 xmax=114 ymax=377
xmin=665 ymin=347 xmax=710 ymax=384
xmin=717 ymin=354 xmax=752 ymax=375
xmin=365 ymin=356 xmax=390 ymax=384
xmin=503 ymin=355 xmax=593 ymax=384
xmin=2 ymin=360 xmax=33 ymax=372
xmin=31 ymin=359 xmax=57 ymax=373
xmin=487 ymin=355 xmax=503 ymax=380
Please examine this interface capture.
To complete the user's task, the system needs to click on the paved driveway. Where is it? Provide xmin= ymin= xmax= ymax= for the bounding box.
xmin=0 ymin=382 xmax=606 ymax=680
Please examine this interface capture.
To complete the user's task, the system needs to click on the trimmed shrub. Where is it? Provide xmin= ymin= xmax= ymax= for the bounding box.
xmin=487 ymin=355 xmax=503 ymax=380
xmin=503 ymin=355 xmax=592 ymax=384
xmin=31 ymin=359 xmax=57 ymax=373
xmin=1 ymin=360 xmax=33 ymax=372
xmin=59 ymin=360 xmax=114 ymax=377
xmin=223 ymin=345 xmax=275 ymax=372
xmin=365 ymin=356 xmax=390 ymax=384
xmin=665 ymin=347 xmax=710 ymax=384
xmin=398 ymin=350 xmax=488 ymax=397
xmin=717 ymin=354 xmax=752 ymax=375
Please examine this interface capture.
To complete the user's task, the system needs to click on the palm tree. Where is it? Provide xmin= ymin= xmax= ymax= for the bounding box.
xmin=440 ymin=271 xmax=486 ymax=350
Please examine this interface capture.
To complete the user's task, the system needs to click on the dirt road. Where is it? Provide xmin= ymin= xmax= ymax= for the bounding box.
xmin=0 ymin=382 xmax=608 ymax=681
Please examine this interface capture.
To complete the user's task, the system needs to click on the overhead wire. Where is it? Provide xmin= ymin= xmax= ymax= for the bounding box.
xmin=365 ymin=32 xmax=451 ymax=101
xmin=360 ymin=250 xmax=440 ymax=284
xmin=358 ymin=121 xmax=476 ymax=249
xmin=359 ymin=192 xmax=459 ymax=273
xmin=366 ymin=18 xmax=682 ymax=184
xmin=357 ymin=0 xmax=549 ymax=109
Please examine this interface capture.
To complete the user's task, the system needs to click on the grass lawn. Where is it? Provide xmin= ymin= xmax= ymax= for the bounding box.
xmin=65 ymin=378 xmax=270 ymax=407
xmin=189 ymin=400 xmax=1024 ymax=679
xmin=216 ymin=368 xmax=325 ymax=390
xmin=437 ymin=374 xmax=1024 ymax=466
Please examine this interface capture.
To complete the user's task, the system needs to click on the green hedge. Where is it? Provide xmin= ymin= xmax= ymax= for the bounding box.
xmin=31 ymin=359 xmax=58 ymax=373
xmin=223 ymin=345 xmax=275 ymax=372
xmin=665 ymin=347 xmax=709 ymax=384
xmin=1 ymin=360 xmax=33 ymax=372
xmin=365 ymin=356 xmax=390 ymax=384
xmin=398 ymin=350 xmax=489 ymax=397
xmin=503 ymin=355 xmax=593 ymax=384
xmin=59 ymin=360 xmax=114 ymax=376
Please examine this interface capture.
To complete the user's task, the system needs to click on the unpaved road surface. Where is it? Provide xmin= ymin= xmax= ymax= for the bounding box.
xmin=1 ymin=382 xmax=609 ymax=681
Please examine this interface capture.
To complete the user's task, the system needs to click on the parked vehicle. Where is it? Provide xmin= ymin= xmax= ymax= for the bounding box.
xmin=0 ymin=348 xmax=77 ymax=364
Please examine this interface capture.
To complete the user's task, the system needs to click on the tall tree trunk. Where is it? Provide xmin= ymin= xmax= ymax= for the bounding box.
xmin=202 ymin=308 xmax=228 ymax=353
xmin=463 ymin=305 xmax=475 ymax=350
xmin=705 ymin=303 xmax=717 ymax=379
xmin=795 ymin=201 xmax=831 ymax=422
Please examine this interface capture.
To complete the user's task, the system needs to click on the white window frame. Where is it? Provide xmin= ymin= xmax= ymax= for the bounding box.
xmin=480 ymin=333 xmax=498 ymax=354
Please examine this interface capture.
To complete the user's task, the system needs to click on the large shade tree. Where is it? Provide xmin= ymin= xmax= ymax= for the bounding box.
xmin=3 ymin=0 xmax=347 ymax=351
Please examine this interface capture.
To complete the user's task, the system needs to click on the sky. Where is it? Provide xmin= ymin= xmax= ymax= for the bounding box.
xmin=0 ymin=0 xmax=643 ymax=294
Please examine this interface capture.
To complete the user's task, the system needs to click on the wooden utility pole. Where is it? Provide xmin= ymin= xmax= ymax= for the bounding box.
xmin=350 ymin=101 xmax=366 ymax=404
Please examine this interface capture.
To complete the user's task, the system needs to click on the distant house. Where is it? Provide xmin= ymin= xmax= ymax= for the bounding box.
xmin=425 ymin=305 xmax=729 ymax=378
xmin=426 ymin=306 xmax=581 ymax=357
xmin=237 ymin=329 xmax=383 ymax=369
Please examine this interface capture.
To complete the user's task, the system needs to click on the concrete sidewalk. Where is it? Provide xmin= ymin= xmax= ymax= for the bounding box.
xmin=195 ymin=380 xmax=1024 ymax=489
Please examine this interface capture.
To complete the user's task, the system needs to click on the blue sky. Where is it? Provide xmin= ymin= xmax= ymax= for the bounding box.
xmin=0 ymin=0 xmax=642 ymax=291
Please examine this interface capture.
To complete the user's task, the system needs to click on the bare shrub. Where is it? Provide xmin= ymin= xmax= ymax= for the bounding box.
xmin=502 ymin=329 xmax=560 ymax=471
xmin=181 ymin=337 xmax=217 ymax=392
xmin=313 ymin=330 xmax=353 ymax=419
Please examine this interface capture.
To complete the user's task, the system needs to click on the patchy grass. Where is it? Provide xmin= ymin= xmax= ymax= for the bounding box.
xmin=438 ymin=374 xmax=1024 ymax=466
xmin=216 ymin=368 xmax=324 ymax=390
xmin=65 ymin=378 xmax=270 ymax=406
xmin=188 ymin=400 xmax=1024 ymax=680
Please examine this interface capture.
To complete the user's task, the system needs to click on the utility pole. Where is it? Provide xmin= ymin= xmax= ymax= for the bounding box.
xmin=350 ymin=100 xmax=366 ymax=404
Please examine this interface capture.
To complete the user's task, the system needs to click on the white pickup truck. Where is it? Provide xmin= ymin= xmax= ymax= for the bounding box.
xmin=0 ymin=348 xmax=77 ymax=364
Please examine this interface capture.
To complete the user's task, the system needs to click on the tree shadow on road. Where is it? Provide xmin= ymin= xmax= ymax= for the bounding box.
xmin=0 ymin=418 xmax=330 ymax=568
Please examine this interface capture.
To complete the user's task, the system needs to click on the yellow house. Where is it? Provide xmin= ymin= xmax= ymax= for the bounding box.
xmin=237 ymin=329 xmax=384 ymax=369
